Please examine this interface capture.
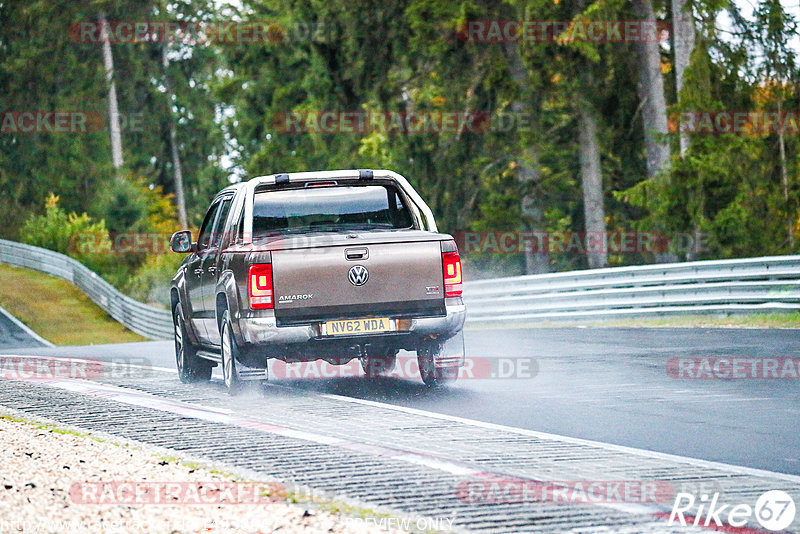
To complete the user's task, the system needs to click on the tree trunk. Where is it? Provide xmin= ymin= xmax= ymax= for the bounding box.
xmin=162 ymin=46 xmax=188 ymax=228
xmin=631 ymin=0 xmax=670 ymax=177
xmin=671 ymin=0 xmax=699 ymax=258
xmin=671 ymin=0 xmax=695 ymax=156
xmin=578 ymin=106 xmax=608 ymax=269
xmin=99 ymin=11 xmax=123 ymax=175
xmin=503 ymin=41 xmax=550 ymax=274
xmin=777 ymin=99 xmax=794 ymax=248
xmin=517 ymin=149 xmax=550 ymax=274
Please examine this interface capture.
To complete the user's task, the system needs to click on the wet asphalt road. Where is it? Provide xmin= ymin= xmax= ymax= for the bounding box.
xmin=0 ymin=306 xmax=48 ymax=350
xmin=3 ymin=327 xmax=799 ymax=475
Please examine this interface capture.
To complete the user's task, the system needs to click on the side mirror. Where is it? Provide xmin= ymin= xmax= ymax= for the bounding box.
xmin=170 ymin=230 xmax=194 ymax=253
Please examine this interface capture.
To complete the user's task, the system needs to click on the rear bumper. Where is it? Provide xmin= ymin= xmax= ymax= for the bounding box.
xmin=237 ymin=297 xmax=466 ymax=347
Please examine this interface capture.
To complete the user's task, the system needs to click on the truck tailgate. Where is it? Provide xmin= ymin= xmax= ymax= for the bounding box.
xmin=271 ymin=241 xmax=445 ymax=324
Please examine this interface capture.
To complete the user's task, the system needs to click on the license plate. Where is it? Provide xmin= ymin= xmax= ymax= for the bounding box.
xmin=323 ymin=317 xmax=395 ymax=336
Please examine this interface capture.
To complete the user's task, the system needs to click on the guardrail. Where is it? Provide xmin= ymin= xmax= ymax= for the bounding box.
xmin=0 ymin=239 xmax=173 ymax=340
xmin=1 ymin=239 xmax=799 ymax=337
xmin=463 ymin=255 xmax=800 ymax=323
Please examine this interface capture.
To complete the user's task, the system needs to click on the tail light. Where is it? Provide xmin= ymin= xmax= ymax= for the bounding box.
xmin=248 ymin=264 xmax=273 ymax=309
xmin=442 ymin=252 xmax=463 ymax=297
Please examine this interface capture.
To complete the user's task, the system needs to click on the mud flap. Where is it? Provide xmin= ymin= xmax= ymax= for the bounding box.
xmin=236 ymin=351 xmax=269 ymax=381
xmin=434 ymin=330 xmax=465 ymax=368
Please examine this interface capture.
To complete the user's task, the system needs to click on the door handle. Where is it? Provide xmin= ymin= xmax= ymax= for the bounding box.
xmin=207 ymin=266 xmax=216 ymax=273
xmin=345 ymin=248 xmax=368 ymax=260
xmin=193 ymin=268 xmax=203 ymax=275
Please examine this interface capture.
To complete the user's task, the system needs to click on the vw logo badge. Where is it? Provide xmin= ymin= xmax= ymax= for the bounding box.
xmin=348 ymin=265 xmax=369 ymax=286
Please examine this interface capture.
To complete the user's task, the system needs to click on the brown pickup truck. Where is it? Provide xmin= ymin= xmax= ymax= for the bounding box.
xmin=169 ymin=169 xmax=466 ymax=393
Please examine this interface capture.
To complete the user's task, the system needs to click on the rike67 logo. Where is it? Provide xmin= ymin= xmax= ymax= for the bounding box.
xmin=669 ymin=490 xmax=797 ymax=531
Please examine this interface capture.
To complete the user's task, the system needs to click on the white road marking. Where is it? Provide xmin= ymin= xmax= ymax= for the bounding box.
xmin=3 ymin=356 xmax=799 ymax=485
xmin=1 ymin=356 xmax=795 ymax=531
xmin=317 ymin=392 xmax=800 ymax=484
xmin=4 ymin=373 xmax=484 ymax=479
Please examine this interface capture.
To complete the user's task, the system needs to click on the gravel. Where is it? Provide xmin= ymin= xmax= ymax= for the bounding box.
xmin=0 ymin=416 xmax=406 ymax=533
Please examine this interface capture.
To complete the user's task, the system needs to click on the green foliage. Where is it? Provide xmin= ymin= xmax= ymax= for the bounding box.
xmin=19 ymin=187 xmax=182 ymax=304
xmin=3 ymin=0 xmax=800 ymax=287
xmin=20 ymin=194 xmax=84 ymax=254
xmin=621 ymin=1 xmax=800 ymax=259
xmin=19 ymin=194 xmax=119 ymax=276
xmin=125 ymin=253 xmax=185 ymax=307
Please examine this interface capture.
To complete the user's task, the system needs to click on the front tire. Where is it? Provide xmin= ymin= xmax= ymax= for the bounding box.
xmin=220 ymin=310 xmax=245 ymax=395
xmin=219 ymin=310 xmax=260 ymax=395
xmin=174 ymin=303 xmax=212 ymax=383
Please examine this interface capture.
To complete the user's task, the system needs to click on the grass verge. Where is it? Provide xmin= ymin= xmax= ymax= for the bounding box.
xmin=0 ymin=264 xmax=146 ymax=345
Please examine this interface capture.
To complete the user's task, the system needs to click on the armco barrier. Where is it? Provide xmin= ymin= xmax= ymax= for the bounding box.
xmin=463 ymin=255 xmax=800 ymax=322
xmin=0 ymin=239 xmax=173 ymax=340
xmin=1 ymin=239 xmax=799 ymax=337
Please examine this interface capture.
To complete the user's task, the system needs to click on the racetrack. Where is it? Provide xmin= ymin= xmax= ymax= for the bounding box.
xmin=2 ymin=321 xmax=800 ymax=532
xmin=5 ymin=327 xmax=799 ymax=476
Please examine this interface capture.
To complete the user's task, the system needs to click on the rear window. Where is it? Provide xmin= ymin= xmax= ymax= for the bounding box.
xmin=253 ymin=184 xmax=414 ymax=236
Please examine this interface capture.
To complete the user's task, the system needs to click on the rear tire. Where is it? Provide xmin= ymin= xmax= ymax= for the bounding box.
xmin=174 ymin=303 xmax=212 ymax=383
xmin=418 ymin=347 xmax=458 ymax=387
